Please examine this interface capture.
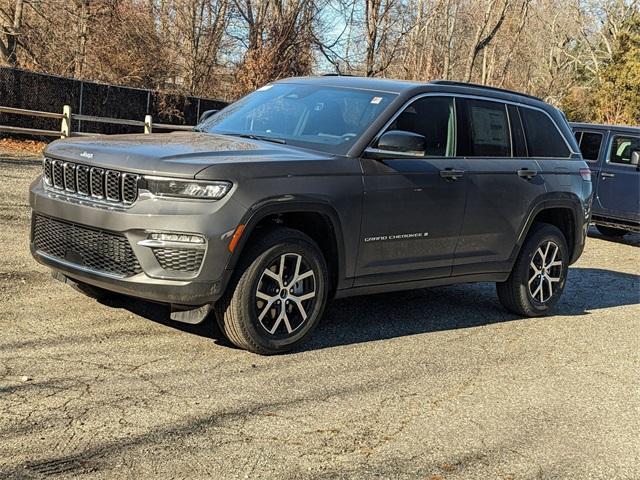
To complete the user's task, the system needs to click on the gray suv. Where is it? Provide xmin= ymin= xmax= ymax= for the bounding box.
xmin=30 ymin=77 xmax=592 ymax=354
xmin=572 ymin=123 xmax=639 ymax=237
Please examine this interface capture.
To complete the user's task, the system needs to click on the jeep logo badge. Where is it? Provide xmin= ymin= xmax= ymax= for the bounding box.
xmin=80 ymin=151 xmax=93 ymax=159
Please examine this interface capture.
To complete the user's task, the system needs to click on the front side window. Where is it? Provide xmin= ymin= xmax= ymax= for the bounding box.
xmin=519 ymin=107 xmax=570 ymax=158
xmin=609 ymin=135 xmax=640 ymax=166
xmin=380 ymin=96 xmax=455 ymax=156
xmin=575 ymin=131 xmax=603 ymax=162
xmin=198 ymin=83 xmax=396 ymax=155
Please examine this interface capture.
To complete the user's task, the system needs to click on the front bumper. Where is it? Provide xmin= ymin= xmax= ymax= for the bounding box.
xmin=29 ymin=177 xmax=244 ymax=305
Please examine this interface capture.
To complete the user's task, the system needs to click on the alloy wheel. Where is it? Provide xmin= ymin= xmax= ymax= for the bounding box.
xmin=254 ymin=253 xmax=316 ymax=335
xmin=528 ymin=240 xmax=563 ymax=303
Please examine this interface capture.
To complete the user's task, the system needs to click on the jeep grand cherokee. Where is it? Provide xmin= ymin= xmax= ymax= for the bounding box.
xmin=30 ymin=77 xmax=593 ymax=354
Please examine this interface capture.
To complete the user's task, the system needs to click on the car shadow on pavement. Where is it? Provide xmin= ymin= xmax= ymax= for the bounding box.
xmin=101 ymin=267 xmax=639 ymax=353
xmin=587 ymin=229 xmax=640 ymax=247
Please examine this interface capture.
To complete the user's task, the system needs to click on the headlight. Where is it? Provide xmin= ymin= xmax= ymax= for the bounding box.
xmin=144 ymin=177 xmax=232 ymax=200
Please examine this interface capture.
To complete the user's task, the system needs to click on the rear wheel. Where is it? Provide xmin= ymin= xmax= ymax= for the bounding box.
xmin=216 ymin=228 xmax=328 ymax=354
xmin=595 ymin=224 xmax=627 ymax=238
xmin=497 ymin=223 xmax=569 ymax=317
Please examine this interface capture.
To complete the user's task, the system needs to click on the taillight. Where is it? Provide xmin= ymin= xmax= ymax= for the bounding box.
xmin=579 ymin=168 xmax=592 ymax=181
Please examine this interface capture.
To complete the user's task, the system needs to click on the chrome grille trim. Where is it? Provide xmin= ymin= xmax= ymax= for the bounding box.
xmin=121 ymin=173 xmax=139 ymax=204
xmin=90 ymin=167 xmax=105 ymax=199
xmin=43 ymin=158 xmax=139 ymax=206
xmin=76 ymin=165 xmax=90 ymax=195
xmin=64 ymin=162 xmax=76 ymax=192
xmin=43 ymin=158 xmax=52 ymax=186
xmin=105 ymin=170 xmax=121 ymax=202
xmin=52 ymin=160 xmax=65 ymax=189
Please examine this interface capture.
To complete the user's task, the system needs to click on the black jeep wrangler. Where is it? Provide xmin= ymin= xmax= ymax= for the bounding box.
xmin=30 ymin=77 xmax=592 ymax=353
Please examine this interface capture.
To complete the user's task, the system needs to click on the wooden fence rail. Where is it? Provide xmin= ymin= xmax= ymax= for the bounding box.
xmin=0 ymin=104 xmax=195 ymax=138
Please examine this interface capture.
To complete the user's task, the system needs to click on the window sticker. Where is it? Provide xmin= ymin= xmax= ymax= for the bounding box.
xmin=370 ymin=96 xmax=383 ymax=105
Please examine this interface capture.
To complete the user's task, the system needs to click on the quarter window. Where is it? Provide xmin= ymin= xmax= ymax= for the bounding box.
xmin=575 ymin=131 xmax=603 ymax=162
xmin=382 ymin=96 xmax=455 ymax=156
xmin=519 ymin=108 xmax=570 ymax=158
xmin=609 ymin=135 xmax=640 ymax=166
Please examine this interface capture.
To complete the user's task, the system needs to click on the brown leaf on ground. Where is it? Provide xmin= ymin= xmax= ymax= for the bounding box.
xmin=0 ymin=138 xmax=48 ymax=155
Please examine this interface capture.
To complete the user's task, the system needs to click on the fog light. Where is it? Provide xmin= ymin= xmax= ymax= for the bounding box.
xmin=149 ymin=232 xmax=205 ymax=244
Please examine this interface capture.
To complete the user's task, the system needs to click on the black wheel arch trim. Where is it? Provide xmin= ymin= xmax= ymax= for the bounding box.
xmin=223 ymin=196 xmax=348 ymax=293
xmin=513 ymin=193 xmax=587 ymax=266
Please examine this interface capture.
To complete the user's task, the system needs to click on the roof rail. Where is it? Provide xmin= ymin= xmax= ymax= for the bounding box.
xmin=428 ymin=80 xmax=543 ymax=102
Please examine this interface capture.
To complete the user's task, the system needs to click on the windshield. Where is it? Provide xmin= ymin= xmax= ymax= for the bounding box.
xmin=197 ymin=83 xmax=397 ymax=155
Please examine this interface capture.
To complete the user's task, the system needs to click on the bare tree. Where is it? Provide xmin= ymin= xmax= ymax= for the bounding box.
xmin=0 ymin=0 xmax=24 ymax=65
xmin=464 ymin=0 xmax=511 ymax=82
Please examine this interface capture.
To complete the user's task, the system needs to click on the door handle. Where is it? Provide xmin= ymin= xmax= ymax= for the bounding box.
xmin=440 ymin=168 xmax=465 ymax=180
xmin=517 ymin=168 xmax=538 ymax=179
xmin=601 ymin=172 xmax=615 ymax=178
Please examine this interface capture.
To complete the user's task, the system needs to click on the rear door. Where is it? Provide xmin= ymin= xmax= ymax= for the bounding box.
xmin=574 ymin=129 xmax=606 ymax=208
xmin=597 ymin=133 xmax=640 ymax=222
xmin=355 ymin=95 xmax=468 ymax=285
xmin=453 ymin=99 xmax=549 ymax=274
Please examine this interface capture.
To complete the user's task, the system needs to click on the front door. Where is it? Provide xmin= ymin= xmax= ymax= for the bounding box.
xmin=355 ymin=96 xmax=467 ymax=286
xmin=597 ymin=133 xmax=640 ymax=221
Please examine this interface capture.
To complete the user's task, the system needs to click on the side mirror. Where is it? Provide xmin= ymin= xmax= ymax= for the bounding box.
xmin=199 ymin=109 xmax=219 ymax=123
xmin=375 ymin=130 xmax=425 ymax=155
xmin=631 ymin=150 xmax=640 ymax=167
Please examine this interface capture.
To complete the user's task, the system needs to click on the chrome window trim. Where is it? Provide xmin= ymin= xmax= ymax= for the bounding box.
xmin=367 ymin=92 xmax=577 ymax=159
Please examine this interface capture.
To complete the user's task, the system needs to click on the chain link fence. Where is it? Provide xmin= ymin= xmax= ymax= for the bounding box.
xmin=0 ymin=67 xmax=228 ymax=138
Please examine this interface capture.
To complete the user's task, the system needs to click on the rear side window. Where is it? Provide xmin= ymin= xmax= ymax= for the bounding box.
xmin=609 ymin=135 xmax=640 ymax=165
xmin=519 ymin=108 xmax=570 ymax=158
xmin=575 ymin=131 xmax=603 ymax=162
xmin=457 ymin=99 xmax=511 ymax=157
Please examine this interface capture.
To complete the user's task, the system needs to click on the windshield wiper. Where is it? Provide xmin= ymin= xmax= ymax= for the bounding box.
xmin=232 ymin=133 xmax=286 ymax=145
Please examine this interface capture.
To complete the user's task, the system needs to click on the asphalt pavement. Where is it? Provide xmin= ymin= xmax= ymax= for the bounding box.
xmin=1 ymin=154 xmax=639 ymax=479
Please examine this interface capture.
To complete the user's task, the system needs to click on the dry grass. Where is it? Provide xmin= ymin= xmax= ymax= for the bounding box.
xmin=0 ymin=138 xmax=48 ymax=156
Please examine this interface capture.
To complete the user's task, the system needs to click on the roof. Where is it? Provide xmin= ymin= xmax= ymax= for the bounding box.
xmin=276 ymin=75 xmax=547 ymax=107
xmin=570 ymin=122 xmax=640 ymax=134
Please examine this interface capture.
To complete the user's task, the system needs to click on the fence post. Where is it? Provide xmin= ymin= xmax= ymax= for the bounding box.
xmin=60 ymin=105 xmax=71 ymax=138
xmin=144 ymin=114 xmax=152 ymax=134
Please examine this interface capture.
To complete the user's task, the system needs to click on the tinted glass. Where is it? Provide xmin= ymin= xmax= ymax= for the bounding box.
xmin=382 ymin=96 xmax=455 ymax=156
xmin=609 ymin=135 xmax=640 ymax=165
xmin=577 ymin=132 xmax=603 ymax=162
xmin=464 ymin=99 xmax=511 ymax=157
xmin=519 ymin=108 xmax=570 ymax=158
xmin=198 ymin=83 xmax=396 ymax=155
xmin=508 ymin=104 xmax=527 ymax=157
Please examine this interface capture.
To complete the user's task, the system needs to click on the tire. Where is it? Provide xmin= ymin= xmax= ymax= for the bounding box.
xmin=215 ymin=227 xmax=329 ymax=354
xmin=496 ymin=223 xmax=569 ymax=317
xmin=596 ymin=224 xmax=627 ymax=238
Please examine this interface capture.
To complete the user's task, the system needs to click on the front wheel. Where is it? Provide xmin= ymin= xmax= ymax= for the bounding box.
xmin=497 ymin=223 xmax=569 ymax=317
xmin=215 ymin=228 xmax=328 ymax=354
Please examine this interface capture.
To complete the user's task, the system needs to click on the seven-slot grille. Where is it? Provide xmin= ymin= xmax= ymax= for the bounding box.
xmin=32 ymin=214 xmax=142 ymax=277
xmin=43 ymin=158 xmax=139 ymax=205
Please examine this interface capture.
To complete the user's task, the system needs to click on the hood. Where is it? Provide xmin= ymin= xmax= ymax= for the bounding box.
xmin=44 ymin=131 xmax=330 ymax=178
